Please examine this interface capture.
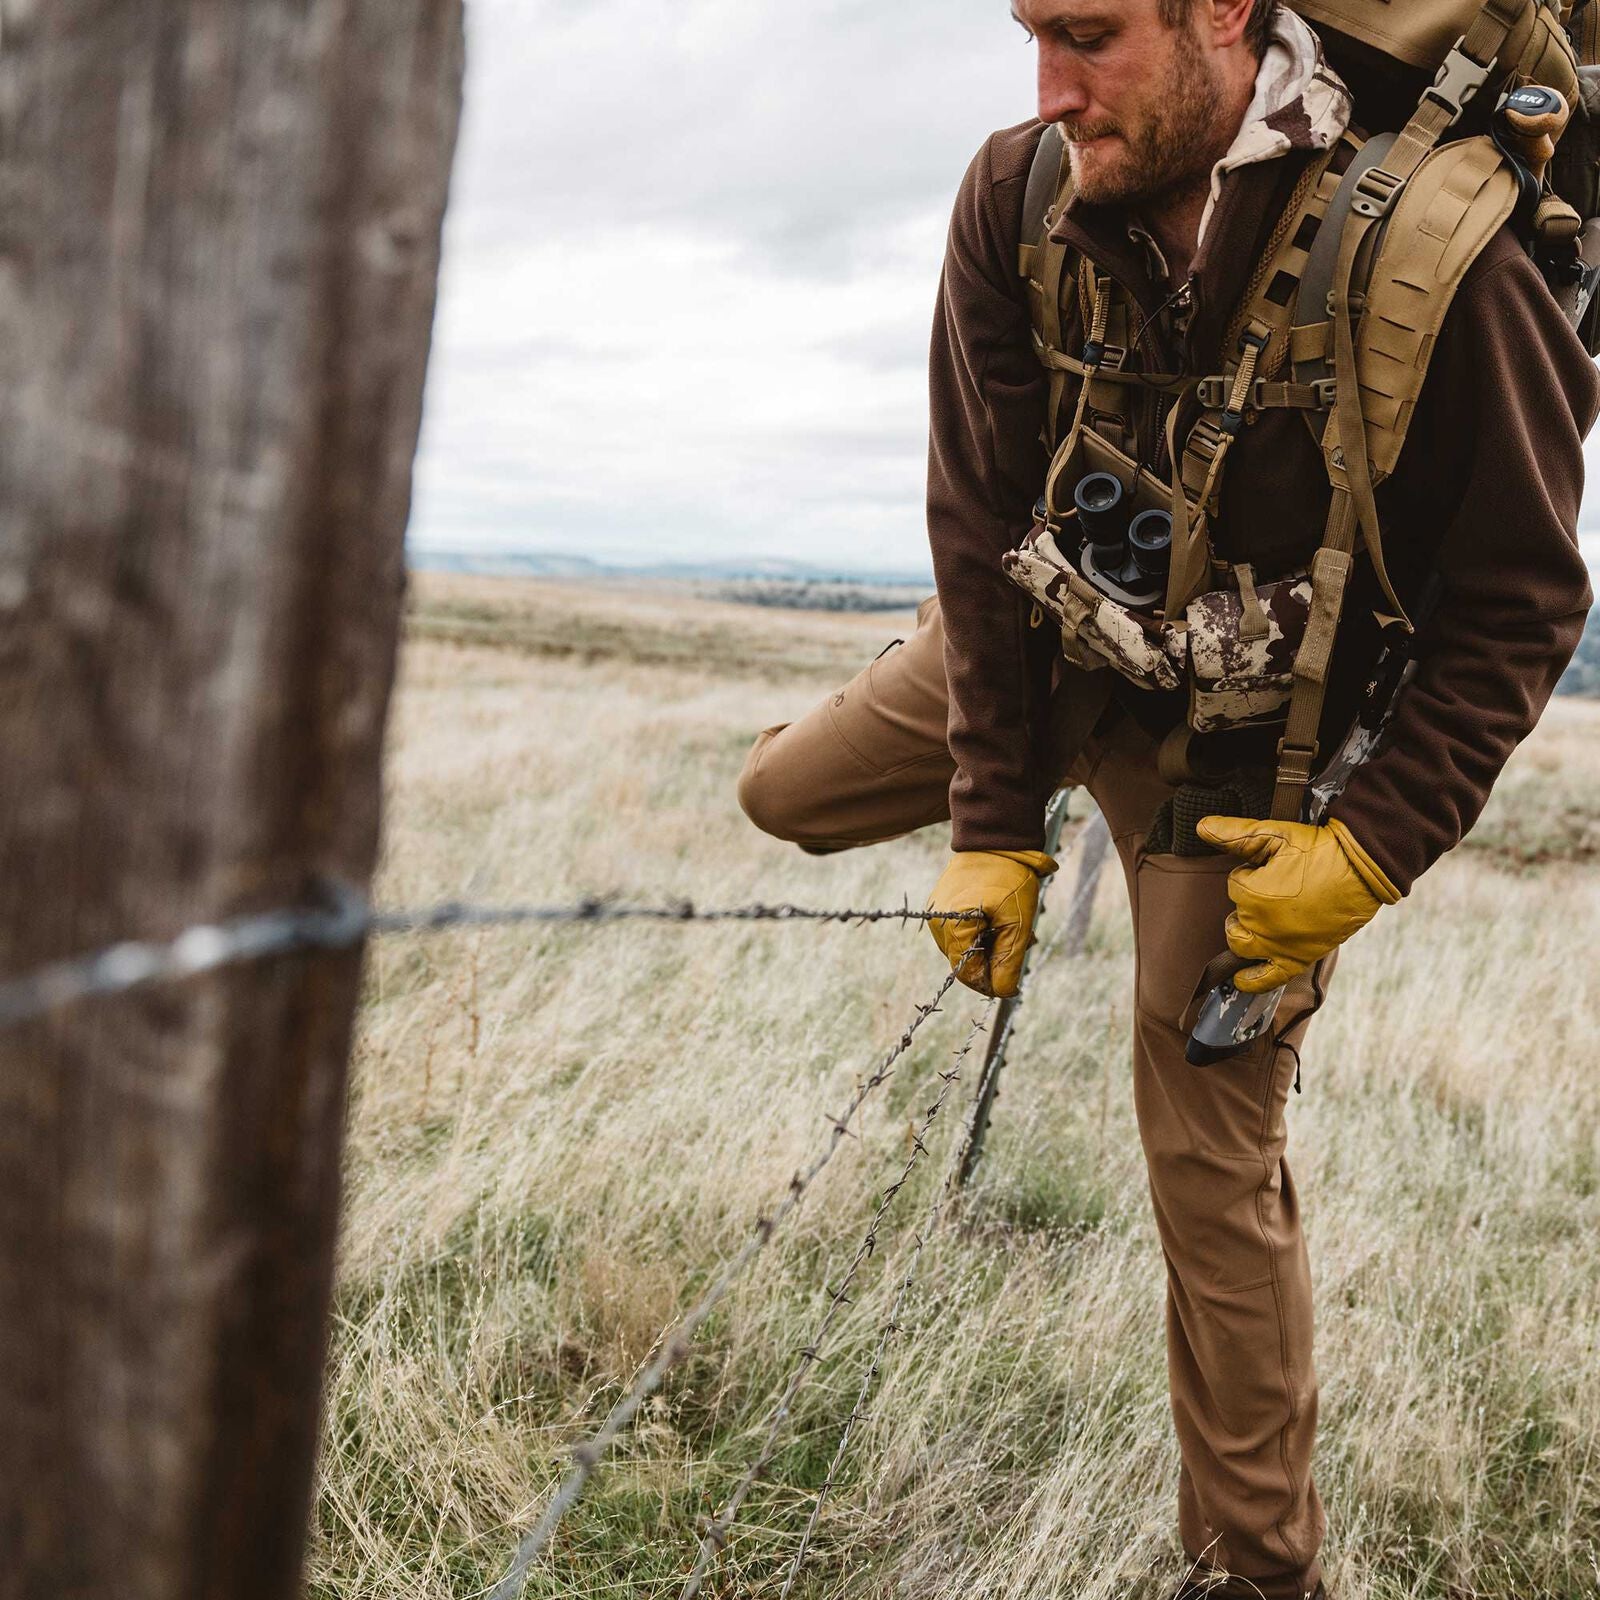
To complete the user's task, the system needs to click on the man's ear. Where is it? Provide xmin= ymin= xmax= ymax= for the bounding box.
xmin=1204 ymin=0 xmax=1257 ymax=51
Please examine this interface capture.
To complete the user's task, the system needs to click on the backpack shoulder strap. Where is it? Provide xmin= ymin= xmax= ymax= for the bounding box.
xmin=1019 ymin=124 xmax=1068 ymax=280
xmin=1269 ymin=134 xmax=1517 ymax=823
xmin=1342 ymin=134 xmax=1519 ymax=483
xmin=1018 ymin=125 xmax=1082 ymax=449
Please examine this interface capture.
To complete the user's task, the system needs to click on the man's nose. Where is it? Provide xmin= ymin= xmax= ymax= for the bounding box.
xmin=1036 ymin=42 xmax=1091 ymax=125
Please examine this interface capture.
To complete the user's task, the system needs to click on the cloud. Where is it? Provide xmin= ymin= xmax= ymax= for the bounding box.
xmin=445 ymin=0 xmax=1029 ymax=270
xmin=412 ymin=0 xmax=1034 ymax=572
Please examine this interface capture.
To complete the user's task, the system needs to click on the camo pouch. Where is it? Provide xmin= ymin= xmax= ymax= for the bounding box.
xmin=1002 ymin=521 xmax=1183 ymax=692
xmin=1181 ymin=564 xmax=1311 ymax=734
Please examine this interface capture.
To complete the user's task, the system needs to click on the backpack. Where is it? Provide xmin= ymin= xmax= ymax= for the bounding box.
xmin=1011 ymin=0 xmax=1600 ymax=827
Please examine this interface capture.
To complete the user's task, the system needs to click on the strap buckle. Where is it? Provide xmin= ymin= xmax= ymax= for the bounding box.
xmin=1350 ymin=166 xmax=1405 ymax=220
xmin=1185 ymin=416 xmax=1226 ymax=467
xmin=1195 ymin=375 xmax=1228 ymax=409
xmin=1423 ymin=38 xmax=1495 ymax=128
xmin=1274 ymin=736 xmax=1320 ymax=782
xmin=1312 ymin=377 xmax=1337 ymax=408
xmin=1081 ymin=340 xmax=1127 ymax=370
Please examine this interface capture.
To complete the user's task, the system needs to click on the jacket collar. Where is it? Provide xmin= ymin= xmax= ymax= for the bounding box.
xmin=1198 ymin=7 xmax=1352 ymax=245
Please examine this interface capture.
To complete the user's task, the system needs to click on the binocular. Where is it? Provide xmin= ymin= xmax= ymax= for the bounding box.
xmin=1046 ymin=472 xmax=1172 ymax=610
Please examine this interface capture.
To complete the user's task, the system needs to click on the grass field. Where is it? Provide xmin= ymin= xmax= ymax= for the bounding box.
xmin=308 ymin=573 xmax=1600 ymax=1600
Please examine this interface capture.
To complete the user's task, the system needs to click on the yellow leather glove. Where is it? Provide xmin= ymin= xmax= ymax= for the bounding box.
xmin=926 ymin=849 xmax=1058 ymax=998
xmin=1195 ymin=816 xmax=1402 ymax=994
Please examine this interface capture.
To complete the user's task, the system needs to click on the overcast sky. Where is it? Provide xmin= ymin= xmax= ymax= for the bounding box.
xmin=409 ymin=0 xmax=1600 ymax=576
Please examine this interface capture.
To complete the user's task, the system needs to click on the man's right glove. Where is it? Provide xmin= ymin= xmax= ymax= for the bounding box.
xmin=1196 ymin=815 xmax=1402 ymax=992
xmin=926 ymin=849 xmax=1058 ymax=999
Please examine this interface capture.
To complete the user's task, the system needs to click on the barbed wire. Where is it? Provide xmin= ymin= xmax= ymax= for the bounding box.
xmin=0 ymin=887 xmax=986 ymax=1031
xmin=0 ymin=882 xmax=374 ymax=1030
xmin=676 ymin=1001 xmax=995 ymax=1600
xmin=954 ymin=805 xmax=1103 ymax=1190
xmin=371 ymin=897 xmax=988 ymax=936
xmin=768 ymin=810 xmax=1107 ymax=1588
xmin=0 ymin=780 xmax=1105 ymax=1596
xmin=484 ymin=949 xmax=982 ymax=1600
xmin=780 ymin=1005 xmax=1004 ymax=1596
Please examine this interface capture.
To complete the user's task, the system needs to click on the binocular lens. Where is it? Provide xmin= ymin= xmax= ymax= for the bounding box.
xmin=1075 ymin=472 xmax=1126 ymax=552
xmin=1128 ymin=509 xmax=1173 ymax=579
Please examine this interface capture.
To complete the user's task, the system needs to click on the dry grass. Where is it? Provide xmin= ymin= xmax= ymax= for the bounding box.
xmin=308 ymin=574 xmax=1600 ymax=1600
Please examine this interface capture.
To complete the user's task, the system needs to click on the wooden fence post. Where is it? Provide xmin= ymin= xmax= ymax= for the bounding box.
xmin=0 ymin=5 xmax=463 ymax=1597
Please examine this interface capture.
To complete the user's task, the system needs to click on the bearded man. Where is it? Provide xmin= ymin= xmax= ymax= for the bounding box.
xmin=736 ymin=2 xmax=1599 ymax=1595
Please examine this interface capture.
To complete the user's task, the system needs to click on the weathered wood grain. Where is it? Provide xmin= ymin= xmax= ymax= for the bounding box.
xmin=0 ymin=3 xmax=463 ymax=1595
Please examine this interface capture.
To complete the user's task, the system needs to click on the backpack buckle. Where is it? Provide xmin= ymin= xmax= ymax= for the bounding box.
xmin=1312 ymin=377 xmax=1338 ymax=408
xmin=1195 ymin=375 xmax=1228 ymax=409
xmin=1274 ymin=736 xmax=1320 ymax=785
xmin=1424 ymin=38 xmax=1494 ymax=128
xmin=1186 ymin=416 xmax=1226 ymax=466
xmin=1350 ymin=166 xmax=1404 ymax=220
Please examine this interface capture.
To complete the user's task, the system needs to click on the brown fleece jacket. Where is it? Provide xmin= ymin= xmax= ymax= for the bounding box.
xmin=927 ymin=119 xmax=1599 ymax=893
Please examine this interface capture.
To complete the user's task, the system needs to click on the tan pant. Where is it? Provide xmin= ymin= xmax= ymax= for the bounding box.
xmin=738 ymin=596 xmax=1330 ymax=1599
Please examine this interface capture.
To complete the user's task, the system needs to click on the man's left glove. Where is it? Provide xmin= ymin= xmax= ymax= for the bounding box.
xmin=1196 ymin=815 xmax=1403 ymax=993
xmin=926 ymin=849 xmax=1058 ymax=999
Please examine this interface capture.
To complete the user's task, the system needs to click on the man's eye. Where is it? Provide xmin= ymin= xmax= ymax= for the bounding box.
xmin=1072 ymin=33 xmax=1109 ymax=52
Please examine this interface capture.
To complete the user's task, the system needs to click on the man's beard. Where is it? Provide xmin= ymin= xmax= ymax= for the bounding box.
xmin=1063 ymin=40 xmax=1229 ymax=207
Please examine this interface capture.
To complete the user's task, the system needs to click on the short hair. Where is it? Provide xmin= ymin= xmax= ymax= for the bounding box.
xmin=1159 ymin=0 xmax=1279 ymax=57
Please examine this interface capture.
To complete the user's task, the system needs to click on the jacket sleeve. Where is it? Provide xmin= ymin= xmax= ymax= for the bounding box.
xmin=927 ymin=132 xmax=1055 ymax=852
xmin=1329 ymin=248 xmax=1600 ymax=892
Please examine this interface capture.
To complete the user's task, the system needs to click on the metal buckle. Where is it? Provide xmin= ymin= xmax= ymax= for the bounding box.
xmin=1350 ymin=166 xmax=1404 ymax=220
xmin=1423 ymin=39 xmax=1494 ymax=128
xmin=1099 ymin=343 xmax=1128 ymax=371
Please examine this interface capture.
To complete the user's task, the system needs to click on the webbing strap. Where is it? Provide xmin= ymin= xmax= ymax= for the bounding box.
xmin=1039 ymin=236 xmax=1075 ymax=448
xmin=1068 ymin=274 xmax=1111 ymax=443
xmin=1220 ymin=146 xmax=1343 ymax=374
xmin=1018 ymin=125 xmax=1067 ymax=279
xmin=1271 ymin=493 xmax=1358 ymax=821
xmin=1163 ymin=400 xmax=1209 ymax=617
xmin=1032 ymin=344 xmax=1191 ymax=392
xmin=1164 ymin=146 xmax=1341 ymax=612
xmin=1165 ymin=316 xmax=1270 ymax=613
xmin=1193 ymin=375 xmax=1333 ymax=411
xmin=1293 ymin=132 xmax=1395 ymax=402
xmin=1021 ymin=126 xmax=1077 ymax=450
xmin=1326 ymin=208 xmax=1410 ymax=628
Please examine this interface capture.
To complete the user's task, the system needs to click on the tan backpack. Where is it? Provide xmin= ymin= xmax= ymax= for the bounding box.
xmin=1013 ymin=0 xmax=1599 ymax=825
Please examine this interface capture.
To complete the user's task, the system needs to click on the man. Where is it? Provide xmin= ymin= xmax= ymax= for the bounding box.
xmin=737 ymin=2 xmax=1599 ymax=1595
